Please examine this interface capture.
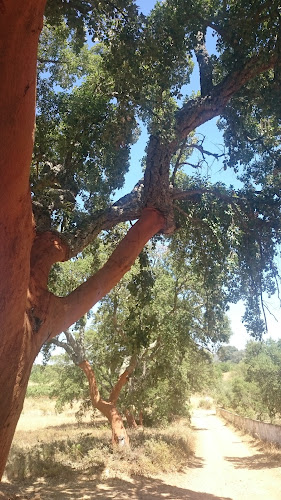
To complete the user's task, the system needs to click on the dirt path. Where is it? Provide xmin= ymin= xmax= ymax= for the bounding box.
xmin=160 ymin=409 xmax=281 ymax=499
xmin=1 ymin=409 xmax=281 ymax=499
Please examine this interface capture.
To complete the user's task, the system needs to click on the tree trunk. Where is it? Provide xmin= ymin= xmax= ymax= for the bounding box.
xmin=0 ymin=323 xmax=39 ymax=479
xmin=125 ymin=410 xmax=138 ymax=429
xmin=79 ymin=360 xmax=130 ymax=449
xmin=0 ymin=0 xmax=46 ymax=479
xmin=0 ymin=209 xmax=163 ymax=479
xmin=107 ymin=406 xmax=130 ymax=448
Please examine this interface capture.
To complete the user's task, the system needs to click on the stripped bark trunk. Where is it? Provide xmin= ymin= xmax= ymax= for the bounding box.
xmin=79 ymin=360 xmax=131 ymax=448
xmin=0 ymin=0 xmax=47 ymax=477
xmin=125 ymin=410 xmax=138 ymax=429
xmin=0 ymin=209 xmax=163 ymax=479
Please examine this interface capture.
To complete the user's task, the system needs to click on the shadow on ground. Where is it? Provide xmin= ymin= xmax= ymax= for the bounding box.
xmin=187 ymin=455 xmax=205 ymax=469
xmin=1 ymin=476 xmax=233 ymax=500
xmin=225 ymin=453 xmax=281 ymax=470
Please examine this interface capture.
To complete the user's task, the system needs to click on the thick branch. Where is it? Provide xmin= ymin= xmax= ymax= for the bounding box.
xmin=45 ymin=208 xmax=165 ymax=341
xmin=51 ymin=330 xmax=85 ymax=365
xmin=175 ymin=52 xmax=278 ymax=146
xmin=171 ymin=187 xmax=208 ymax=201
xmin=109 ymin=354 xmax=137 ymax=405
xmin=171 ymin=141 xmax=188 ymax=186
xmin=143 ymin=136 xmax=175 ymax=233
xmin=194 ymin=31 xmax=213 ymax=97
xmin=79 ymin=360 xmax=101 ymax=405
xmin=59 ymin=181 xmax=144 ymax=258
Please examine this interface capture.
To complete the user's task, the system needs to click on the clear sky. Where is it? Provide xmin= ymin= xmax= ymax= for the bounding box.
xmin=115 ymin=0 xmax=281 ymax=349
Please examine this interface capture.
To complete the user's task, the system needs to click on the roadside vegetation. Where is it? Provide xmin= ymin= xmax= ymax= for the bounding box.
xmin=214 ymin=340 xmax=281 ymax=424
xmin=6 ymin=338 xmax=281 ymax=483
xmin=6 ymin=395 xmax=194 ymax=482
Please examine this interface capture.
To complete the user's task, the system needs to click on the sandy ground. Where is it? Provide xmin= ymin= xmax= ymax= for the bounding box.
xmin=1 ymin=409 xmax=281 ymax=499
xmin=160 ymin=409 xmax=281 ymax=500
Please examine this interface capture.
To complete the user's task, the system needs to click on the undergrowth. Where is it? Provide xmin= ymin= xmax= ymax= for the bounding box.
xmin=6 ymin=419 xmax=194 ymax=481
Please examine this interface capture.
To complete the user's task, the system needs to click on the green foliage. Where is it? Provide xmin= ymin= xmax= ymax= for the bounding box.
xmin=217 ymin=345 xmax=244 ymax=363
xmin=171 ymin=172 xmax=281 ymax=338
xmin=87 ymin=246 xmax=228 ymax=423
xmin=48 ymin=240 xmax=102 ymax=296
xmin=31 ymin=0 xmax=281 ymax=342
xmin=26 ymin=364 xmax=58 ymax=398
xmin=47 ymin=244 xmax=226 ymax=424
xmin=244 ymin=339 xmax=281 ymax=420
xmin=48 ymin=356 xmax=90 ymax=413
xmin=33 ymin=1 xmax=281 ymax=424
xmin=216 ymin=339 xmax=281 ymax=422
xmin=33 ymin=37 xmax=137 ymax=230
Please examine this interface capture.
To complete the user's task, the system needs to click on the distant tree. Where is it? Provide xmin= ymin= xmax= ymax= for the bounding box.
xmin=26 ymin=364 xmax=59 ymax=398
xmin=244 ymin=340 xmax=281 ymax=421
xmin=1 ymin=0 xmax=281 ymax=475
xmin=217 ymin=339 xmax=281 ymax=422
xmin=217 ymin=345 xmax=244 ymax=364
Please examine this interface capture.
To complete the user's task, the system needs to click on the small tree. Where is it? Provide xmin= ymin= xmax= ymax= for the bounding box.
xmin=51 ymin=245 xmax=230 ymax=432
xmin=52 ymin=327 xmax=136 ymax=448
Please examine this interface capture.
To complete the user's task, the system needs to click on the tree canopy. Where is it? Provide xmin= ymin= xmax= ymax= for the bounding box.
xmin=34 ymin=0 xmax=281 ymax=336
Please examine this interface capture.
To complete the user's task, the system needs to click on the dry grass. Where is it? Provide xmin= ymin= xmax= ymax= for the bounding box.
xmin=17 ymin=397 xmax=93 ymax=431
xmin=190 ymin=395 xmax=214 ymax=410
xmin=5 ymin=398 xmax=195 ymax=483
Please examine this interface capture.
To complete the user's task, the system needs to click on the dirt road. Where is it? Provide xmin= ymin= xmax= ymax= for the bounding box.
xmin=1 ymin=409 xmax=281 ymax=499
xmin=158 ymin=409 xmax=281 ymax=499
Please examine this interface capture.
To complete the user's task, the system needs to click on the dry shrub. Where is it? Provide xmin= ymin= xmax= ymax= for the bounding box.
xmin=198 ymin=397 xmax=213 ymax=410
xmin=6 ymin=419 xmax=194 ymax=481
xmin=255 ymin=440 xmax=281 ymax=462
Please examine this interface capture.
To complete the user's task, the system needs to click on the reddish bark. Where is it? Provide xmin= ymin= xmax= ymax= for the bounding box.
xmin=46 ymin=208 xmax=165 ymax=341
xmin=0 ymin=208 xmax=163 ymax=478
xmin=0 ymin=1 xmax=164 ymax=470
xmin=0 ymin=0 xmax=47 ymax=478
xmin=79 ymin=360 xmax=131 ymax=448
xmin=125 ymin=410 xmax=138 ymax=429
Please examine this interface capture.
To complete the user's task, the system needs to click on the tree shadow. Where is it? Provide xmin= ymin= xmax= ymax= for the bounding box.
xmin=0 ymin=476 xmax=234 ymax=500
xmin=44 ymin=420 xmax=108 ymax=431
xmin=225 ymin=454 xmax=281 ymax=470
xmin=191 ymin=428 xmax=208 ymax=431
xmin=187 ymin=455 xmax=205 ymax=469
